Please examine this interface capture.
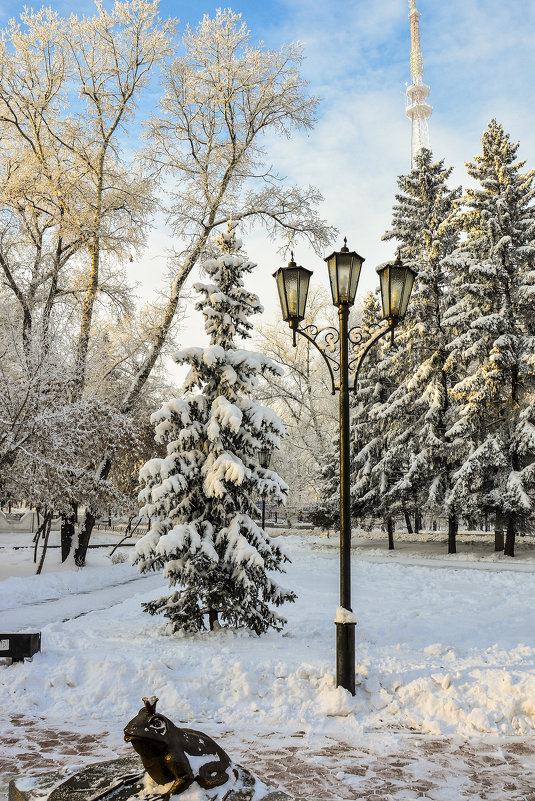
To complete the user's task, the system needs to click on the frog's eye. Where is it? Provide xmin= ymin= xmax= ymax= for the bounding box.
xmin=149 ymin=717 xmax=167 ymax=735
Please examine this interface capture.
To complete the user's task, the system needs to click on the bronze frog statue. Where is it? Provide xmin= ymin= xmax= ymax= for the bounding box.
xmin=124 ymin=697 xmax=233 ymax=798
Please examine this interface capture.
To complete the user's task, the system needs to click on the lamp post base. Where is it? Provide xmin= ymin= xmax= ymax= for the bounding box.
xmin=335 ymin=621 xmax=356 ymax=695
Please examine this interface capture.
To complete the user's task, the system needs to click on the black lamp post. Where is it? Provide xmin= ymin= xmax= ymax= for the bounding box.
xmin=258 ymin=447 xmax=272 ymax=529
xmin=274 ymin=242 xmax=415 ymax=695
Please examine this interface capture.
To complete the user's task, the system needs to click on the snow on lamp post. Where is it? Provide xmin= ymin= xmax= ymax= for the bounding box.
xmin=258 ymin=447 xmax=272 ymax=529
xmin=274 ymin=240 xmax=415 ymax=695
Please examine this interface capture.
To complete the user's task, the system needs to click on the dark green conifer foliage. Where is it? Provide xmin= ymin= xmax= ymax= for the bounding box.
xmin=309 ymin=433 xmax=339 ymax=532
xmin=365 ymin=149 xmax=462 ymax=547
xmin=350 ymin=291 xmax=390 ymax=529
xmin=444 ymin=121 xmax=535 ymax=556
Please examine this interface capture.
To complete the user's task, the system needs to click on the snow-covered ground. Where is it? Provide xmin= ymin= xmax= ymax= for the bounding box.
xmin=1 ymin=528 xmax=535 ymax=800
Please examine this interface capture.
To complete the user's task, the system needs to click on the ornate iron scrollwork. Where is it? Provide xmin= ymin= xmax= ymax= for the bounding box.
xmin=293 ymin=320 xmax=393 ymax=394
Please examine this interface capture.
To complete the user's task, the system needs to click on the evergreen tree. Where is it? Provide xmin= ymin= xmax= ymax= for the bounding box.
xmin=370 ymin=149 xmax=462 ymax=549
xmin=444 ymin=121 xmax=535 ymax=556
xmin=349 ymin=291 xmax=393 ymax=539
xmin=308 ymin=429 xmax=339 ymax=532
xmin=134 ymin=223 xmax=295 ymax=633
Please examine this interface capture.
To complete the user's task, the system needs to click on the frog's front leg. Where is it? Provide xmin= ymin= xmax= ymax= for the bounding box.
xmin=161 ymin=773 xmax=194 ymax=799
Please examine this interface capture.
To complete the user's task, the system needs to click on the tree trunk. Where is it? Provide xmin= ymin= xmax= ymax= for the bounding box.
xmin=447 ymin=514 xmax=458 ymax=554
xmin=403 ymin=510 xmax=413 ymax=534
xmin=74 ymin=456 xmax=111 ymax=566
xmin=74 ymin=508 xmax=97 ymax=567
xmin=504 ymin=512 xmax=515 ymax=557
xmin=33 ymin=514 xmax=47 ymax=564
xmin=36 ymin=512 xmax=53 ymax=575
xmin=387 ymin=517 xmax=395 ymax=550
xmin=208 ymin=609 xmax=219 ymax=630
xmin=415 ymin=511 xmax=422 ymax=535
xmin=120 ymin=246 xmax=204 ymax=416
xmin=73 ymin=240 xmax=100 ymax=397
xmin=60 ymin=503 xmax=77 ymax=563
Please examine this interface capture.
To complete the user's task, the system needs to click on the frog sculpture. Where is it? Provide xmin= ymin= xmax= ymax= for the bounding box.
xmin=124 ymin=697 xmax=233 ymax=799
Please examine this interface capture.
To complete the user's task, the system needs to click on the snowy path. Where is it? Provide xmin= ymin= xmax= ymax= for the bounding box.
xmin=0 ymin=570 xmax=165 ymax=631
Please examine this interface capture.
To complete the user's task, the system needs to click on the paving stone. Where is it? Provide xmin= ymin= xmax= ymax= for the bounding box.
xmin=2 ymin=717 xmax=535 ymax=801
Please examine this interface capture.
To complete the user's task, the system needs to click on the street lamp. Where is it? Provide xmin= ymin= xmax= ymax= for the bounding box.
xmin=273 ymin=253 xmax=314 ymax=346
xmin=376 ymin=252 xmax=416 ymax=331
xmin=274 ymin=242 xmax=416 ymax=695
xmin=258 ymin=447 xmax=272 ymax=529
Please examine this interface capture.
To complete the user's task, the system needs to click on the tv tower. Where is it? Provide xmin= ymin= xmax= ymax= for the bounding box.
xmin=406 ymin=0 xmax=432 ymax=168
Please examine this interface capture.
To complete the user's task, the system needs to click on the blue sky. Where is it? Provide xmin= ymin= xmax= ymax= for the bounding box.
xmin=2 ymin=0 xmax=534 ymax=344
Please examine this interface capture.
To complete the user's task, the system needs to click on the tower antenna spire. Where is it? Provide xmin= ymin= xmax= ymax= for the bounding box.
xmin=406 ymin=1 xmax=432 ymax=168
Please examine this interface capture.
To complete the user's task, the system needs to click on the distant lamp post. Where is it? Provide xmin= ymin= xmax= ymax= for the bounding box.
xmin=274 ymin=241 xmax=415 ymax=695
xmin=258 ymin=447 xmax=272 ymax=529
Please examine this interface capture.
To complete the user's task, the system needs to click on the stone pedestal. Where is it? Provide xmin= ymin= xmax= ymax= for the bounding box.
xmin=9 ymin=756 xmax=143 ymax=801
xmin=8 ymin=756 xmax=294 ymax=801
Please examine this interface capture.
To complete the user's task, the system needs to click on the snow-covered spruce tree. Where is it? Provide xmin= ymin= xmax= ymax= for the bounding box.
xmin=372 ymin=149 xmax=462 ymax=550
xmin=349 ymin=291 xmax=396 ymax=544
xmin=134 ymin=224 xmax=295 ymax=633
xmin=444 ymin=121 xmax=535 ymax=557
xmin=308 ymin=428 xmax=339 ymax=532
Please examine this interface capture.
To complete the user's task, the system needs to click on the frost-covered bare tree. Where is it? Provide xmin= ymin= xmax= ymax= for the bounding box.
xmin=0 ymin=316 xmax=138 ymax=521
xmin=132 ymin=8 xmax=334 ymax=406
xmin=0 ymin=2 xmax=173 ymax=562
xmin=0 ymin=5 xmax=334 ymax=565
xmin=0 ymin=1 xmax=172 ymax=395
xmin=0 ymin=103 xmax=83 ymax=367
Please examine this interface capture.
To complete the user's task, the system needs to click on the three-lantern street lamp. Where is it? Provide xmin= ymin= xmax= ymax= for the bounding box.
xmin=273 ymin=241 xmax=415 ymax=696
xmin=258 ymin=447 xmax=272 ymax=529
